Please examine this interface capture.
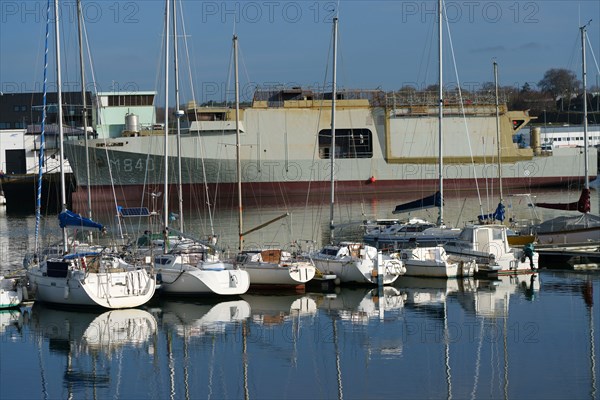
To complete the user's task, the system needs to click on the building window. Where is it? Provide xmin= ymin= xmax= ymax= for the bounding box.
xmin=318 ymin=128 xmax=373 ymax=159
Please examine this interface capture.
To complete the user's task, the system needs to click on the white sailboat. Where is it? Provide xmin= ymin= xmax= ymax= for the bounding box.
xmin=311 ymin=17 xmax=405 ymax=285
xmin=26 ymin=0 xmax=157 ymax=309
xmin=153 ymin=0 xmax=249 ymax=296
xmin=398 ymin=245 xmax=476 ymax=278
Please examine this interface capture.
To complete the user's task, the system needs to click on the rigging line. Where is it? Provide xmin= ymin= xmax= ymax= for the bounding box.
xmin=443 ymin=0 xmax=484 ymax=218
xmin=179 ymin=2 xmax=215 ymax=237
xmin=589 ymin=298 xmax=597 ymax=400
xmin=209 ymin=40 xmax=237 ymax=233
xmin=419 ymin=12 xmax=436 ymax=88
xmin=302 ymin=26 xmax=334 ymax=241
xmin=54 ymin=0 xmax=68 ymax=251
xmin=236 ymin=41 xmax=275 ymax=214
xmin=585 ymin=33 xmax=600 ymax=76
xmin=35 ymin=0 xmax=52 ymax=255
xmin=82 ymin=13 xmax=126 ymax=239
xmin=334 ymin=30 xmax=367 ymax=212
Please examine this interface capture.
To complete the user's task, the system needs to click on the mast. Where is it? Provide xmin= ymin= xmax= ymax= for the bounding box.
xmin=494 ymin=61 xmax=503 ymax=202
xmin=163 ymin=0 xmax=171 ymax=252
xmin=54 ymin=0 xmax=68 ymax=252
xmin=581 ymin=23 xmax=589 ymax=191
xmin=234 ymin=35 xmax=243 ymax=251
xmin=437 ymin=0 xmax=444 ymax=226
xmin=173 ymin=0 xmax=184 ymax=232
xmin=329 ymin=17 xmax=338 ymax=242
xmin=76 ymin=0 xmax=93 ymax=236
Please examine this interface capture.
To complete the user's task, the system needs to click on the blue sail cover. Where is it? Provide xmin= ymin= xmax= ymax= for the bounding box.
xmin=393 ymin=191 xmax=442 ymax=214
xmin=58 ymin=210 xmax=104 ymax=231
xmin=478 ymin=202 xmax=506 ymax=222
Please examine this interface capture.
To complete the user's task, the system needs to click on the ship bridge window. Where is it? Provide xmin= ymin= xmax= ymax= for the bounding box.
xmin=512 ymin=119 xmax=525 ymax=130
xmin=108 ymin=94 xmax=154 ymax=107
xmin=318 ymin=128 xmax=373 ymax=159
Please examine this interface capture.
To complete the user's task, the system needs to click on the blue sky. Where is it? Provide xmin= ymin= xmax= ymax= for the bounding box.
xmin=1 ymin=1 xmax=599 ymax=104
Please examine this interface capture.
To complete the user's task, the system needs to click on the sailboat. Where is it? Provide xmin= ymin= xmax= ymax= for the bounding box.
xmin=442 ymin=61 xmax=539 ymax=275
xmin=362 ymin=1 xmax=462 ymax=252
xmin=26 ymin=0 xmax=157 ymax=309
xmin=478 ymin=62 xmax=536 ymax=246
xmin=228 ymin=36 xmax=316 ymax=289
xmin=310 ymin=17 xmax=405 ymax=285
xmin=27 ymin=214 xmax=157 ymax=309
xmin=385 ymin=0 xmax=474 ymax=279
xmin=535 ymin=24 xmax=600 ymax=245
xmin=152 ymin=0 xmax=250 ymax=296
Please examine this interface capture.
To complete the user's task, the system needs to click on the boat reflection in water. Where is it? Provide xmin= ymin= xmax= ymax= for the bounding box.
xmin=0 ymin=308 xmax=22 ymax=335
xmin=156 ymin=298 xmax=251 ymax=337
xmin=30 ymin=304 xmax=157 ymax=351
xmin=471 ymin=273 xmax=540 ymax=318
xmin=28 ymin=304 xmax=157 ymax=395
xmin=242 ymin=292 xmax=317 ymax=325
xmin=400 ymin=276 xmax=477 ymax=313
xmin=311 ymin=286 xmax=406 ymax=324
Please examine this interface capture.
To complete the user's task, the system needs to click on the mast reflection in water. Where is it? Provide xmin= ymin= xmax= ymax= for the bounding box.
xmin=1 ymin=271 xmax=598 ymax=399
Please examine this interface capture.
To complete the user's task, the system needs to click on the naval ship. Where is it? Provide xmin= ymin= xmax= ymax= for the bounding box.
xmin=63 ymin=88 xmax=597 ymax=212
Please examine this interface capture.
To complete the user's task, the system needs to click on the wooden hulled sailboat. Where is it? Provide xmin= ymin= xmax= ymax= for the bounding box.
xmin=228 ymin=36 xmax=316 ymax=289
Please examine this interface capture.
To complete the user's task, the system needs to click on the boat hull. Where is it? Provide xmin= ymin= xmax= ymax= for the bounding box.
xmin=63 ymin=118 xmax=598 ymax=213
xmin=536 ymin=227 xmax=600 ymax=245
xmin=27 ymin=267 xmax=156 ymax=309
xmin=242 ymin=262 xmax=316 ymax=287
xmin=0 ymin=172 xmax=76 ymax=212
xmin=312 ymin=257 xmax=403 ymax=285
xmin=158 ymin=266 xmax=250 ymax=296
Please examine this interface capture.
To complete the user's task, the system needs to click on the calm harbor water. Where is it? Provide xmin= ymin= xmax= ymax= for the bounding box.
xmin=1 ymin=188 xmax=599 ymax=399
